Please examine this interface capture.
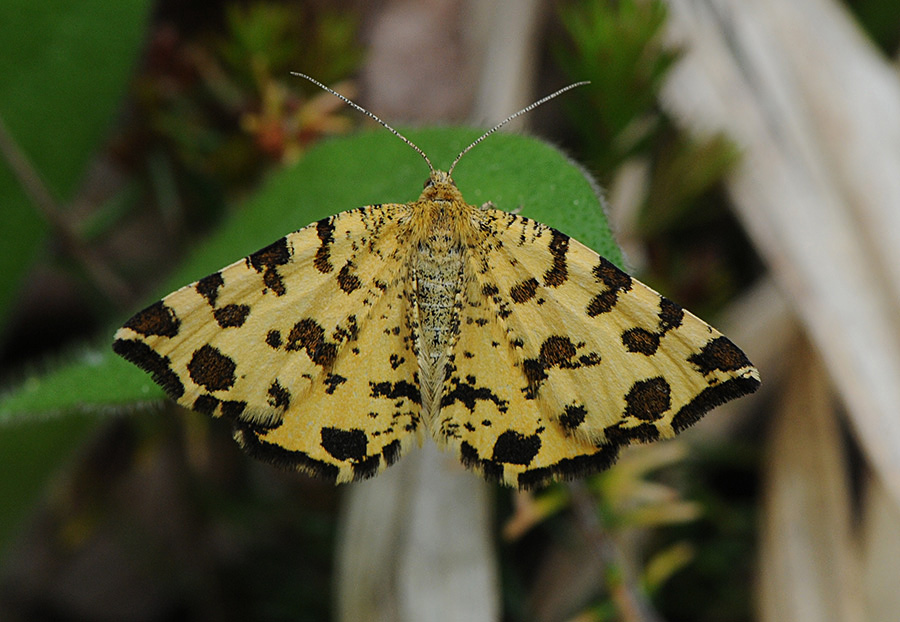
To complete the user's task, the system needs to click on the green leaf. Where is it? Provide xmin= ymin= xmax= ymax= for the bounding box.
xmin=0 ymin=0 xmax=152 ymax=329
xmin=0 ymin=128 xmax=619 ymax=418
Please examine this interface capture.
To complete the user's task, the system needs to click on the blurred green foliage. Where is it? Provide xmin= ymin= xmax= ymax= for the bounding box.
xmin=556 ymin=0 xmax=752 ymax=319
xmin=130 ymin=2 xmax=362 ymax=237
xmin=221 ymin=3 xmax=360 ymax=88
xmin=653 ymin=442 xmax=760 ymax=622
xmin=850 ymin=0 xmax=900 ymax=53
xmin=555 ymin=0 xmax=679 ymax=176
xmin=0 ymin=0 xmax=153 ymax=561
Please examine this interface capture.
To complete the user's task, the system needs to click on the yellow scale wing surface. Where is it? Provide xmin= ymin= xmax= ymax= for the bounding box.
xmin=114 ymin=204 xmax=425 ymax=483
xmin=436 ymin=209 xmax=760 ymax=488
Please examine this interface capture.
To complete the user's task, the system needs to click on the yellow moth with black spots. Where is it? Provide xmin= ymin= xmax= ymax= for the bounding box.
xmin=113 ymin=75 xmax=759 ymax=489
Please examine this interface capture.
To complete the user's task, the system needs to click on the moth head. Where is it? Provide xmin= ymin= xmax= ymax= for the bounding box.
xmin=420 ymin=170 xmax=463 ymax=203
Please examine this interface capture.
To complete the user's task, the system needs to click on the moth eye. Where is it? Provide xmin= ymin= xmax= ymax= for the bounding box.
xmin=423 ymin=178 xmax=433 ymax=189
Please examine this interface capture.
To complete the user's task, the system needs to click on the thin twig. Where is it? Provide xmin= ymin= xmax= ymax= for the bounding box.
xmin=569 ymin=481 xmax=666 ymax=622
xmin=0 ymin=113 xmax=132 ymax=306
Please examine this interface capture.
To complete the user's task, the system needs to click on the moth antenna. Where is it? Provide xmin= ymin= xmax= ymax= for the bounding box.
xmin=291 ymin=72 xmax=435 ymax=175
xmin=447 ymin=81 xmax=590 ymax=177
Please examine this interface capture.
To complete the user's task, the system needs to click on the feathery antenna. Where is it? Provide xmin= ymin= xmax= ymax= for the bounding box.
xmin=292 ymin=72 xmax=589 ymax=177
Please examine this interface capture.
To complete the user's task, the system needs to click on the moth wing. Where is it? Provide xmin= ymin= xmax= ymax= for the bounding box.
xmin=114 ymin=204 xmax=423 ymax=483
xmin=436 ymin=210 xmax=759 ymax=488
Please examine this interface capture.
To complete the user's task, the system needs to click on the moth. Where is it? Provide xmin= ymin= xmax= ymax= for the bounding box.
xmin=114 ymin=75 xmax=759 ymax=489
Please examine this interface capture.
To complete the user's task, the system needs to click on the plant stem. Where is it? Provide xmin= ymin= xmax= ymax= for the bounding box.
xmin=0 ymin=113 xmax=132 ymax=307
xmin=569 ymin=481 xmax=666 ymax=622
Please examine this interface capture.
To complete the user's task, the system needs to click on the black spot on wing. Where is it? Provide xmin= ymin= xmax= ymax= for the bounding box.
xmin=593 ymin=257 xmax=632 ymax=291
xmin=459 ymin=436 xmax=481 ymax=457
xmin=622 ymin=327 xmax=660 ymax=355
xmin=481 ymin=283 xmax=499 ymax=298
xmin=586 ymin=258 xmax=633 ymax=317
xmin=191 ymin=395 xmax=254 ymax=428
xmin=266 ymin=329 xmax=282 ymax=349
xmin=219 ymin=400 xmax=248 ymax=421
xmin=671 ymin=374 xmax=760 ymax=433
xmin=235 ymin=430 xmax=340 ymax=483
xmin=522 ymin=336 xmax=601 ymax=398
xmin=370 ymin=380 xmax=421 ymax=404
xmin=321 ymin=427 xmax=368 ymax=461
xmin=122 ymin=301 xmax=180 ymax=338
xmin=214 ymin=304 xmax=250 ymax=328
xmin=603 ymin=422 xmax=660 ymax=444
xmin=522 ymin=359 xmax=547 ymax=397
xmin=332 ymin=314 xmax=360 ymax=343
xmin=314 ymin=218 xmax=335 ymax=273
xmin=585 ymin=291 xmax=619 ymax=316
xmin=285 ymin=319 xmax=338 ymax=368
xmin=248 ymin=237 xmax=291 ymax=296
xmin=543 ymin=230 xmax=569 ymax=286
xmin=559 ymin=403 xmax=587 ymax=431
xmin=112 ymin=339 xmax=184 ymax=399
xmin=492 ymin=430 xmax=541 ymax=465
xmin=187 ymin=345 xmax=237 ymax=392
xmin=459 ymin=442 xmax=504 ymax=483
xmin=509 ymin=277 xmax=539 ymax=303
xmin=540 ymin=336 xmax=577 ymax=367
xmin=442 ymin=375 xmax=508 ymax=413
xmin=196 ymin=272 xmax=224 ymax=307
xmin=579 ymin=352 xmax=602 ymax=366
xmin=658 ymin=297 xmax=684 ymax=331
xmin=545 ymin=336 xmax=600 ymax=368
xmin=193 ymin=394 xmax=219 ymax=415
xmin=324 ymin=373 xmax=347 ymax=395
xmin=352 ymin=455 xmax=382 ymax=480
xmin=267 ymin=380 xmax=291 ymax=409
xmin=461 ymin=434 xmax=625 ymax=490
xmin=249 ymin=237 xmax=291 ymax=269
xmin=516 ymin=444 xmax=620 ymax=490
xmin=259 ymin=270 xmax=282 ymax=295
xmin=480 ymin=461 xmax=504 ymax=483
xmin=689 ymin=337 xmax=754 ymax=375
xmin=620 ymin=297 xmax=684 ymax=356
xmin=382 ymin=440 xmax=402 ymax=466
xmin=337 ymin=261 xmax=362 ymax=293
xmin=624 ymin=377 xmax=671 ymax=421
